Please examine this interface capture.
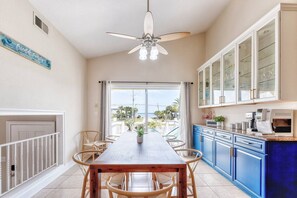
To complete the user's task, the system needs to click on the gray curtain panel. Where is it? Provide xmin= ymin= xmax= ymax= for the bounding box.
xmin=185 ymin=82 xmax=192 ymax=148
xmin=99 ymin=81 xmax=107 ymax=140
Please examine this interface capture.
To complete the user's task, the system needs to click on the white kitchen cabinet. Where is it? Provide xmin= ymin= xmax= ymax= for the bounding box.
xmin=198 ymin=65 xmax=211 ymax=107
xmin=254 ymin=18 xmax=279 ymax=102
xmin=237 ymin=35 xmax=253 ymax=104
xmin=222 ymin=47 xmax=236 ymax=105
xmin=198 ymin=4 xmax=297 ymax=108
xmin=211 ymin=58 xmax=221 ymax=106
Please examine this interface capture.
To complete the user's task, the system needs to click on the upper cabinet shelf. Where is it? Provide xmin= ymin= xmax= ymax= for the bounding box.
xmin=198 ymin=3 xmax=297 ymax=108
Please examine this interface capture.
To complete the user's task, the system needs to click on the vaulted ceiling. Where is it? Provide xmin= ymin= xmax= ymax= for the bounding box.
xmin=29 ymin=0 xmax=231 ymax=58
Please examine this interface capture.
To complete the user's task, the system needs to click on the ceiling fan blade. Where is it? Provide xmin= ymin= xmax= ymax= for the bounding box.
xmin=107 ymin=32 xmax=138 ymax=40
xmin=156 ymin=44 xmax=168 ymax=55
xmin=144 ymin=11 xmax=154 ymax=35
xmin=128 ymin=45 xmax=142 ymax=54
xmin=158 ymin=32 xmax=190 ymax=42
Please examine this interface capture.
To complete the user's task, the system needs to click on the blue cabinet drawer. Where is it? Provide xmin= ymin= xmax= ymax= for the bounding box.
xmin=193 ymin=125 xmax=202 ymax=133
xmin=234 ymin=135 xmax=265 ymax=153
xmin=215 ymin=131 xmax=233 ymax=143
xmin=202 ymin=127 xmax=214 ymax=136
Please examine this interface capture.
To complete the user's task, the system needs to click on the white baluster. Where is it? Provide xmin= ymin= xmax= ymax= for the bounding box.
xmin=7 ymin=145 xmax=10 ymax=191
xmin=20 ymin=142 xmax=24 ymax=183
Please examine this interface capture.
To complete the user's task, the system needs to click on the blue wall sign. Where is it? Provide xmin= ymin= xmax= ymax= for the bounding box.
xmin=0 ymin=32 xmax=51 ymax=70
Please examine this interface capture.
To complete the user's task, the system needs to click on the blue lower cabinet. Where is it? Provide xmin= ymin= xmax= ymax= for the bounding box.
xmin=234 ymin=146 xmax=265 ymax=198
xmin=201 ymin=135 xmax=214 ymax=166
xmin=214 ymin=140 xmax=233 ymax=180
xmin=193 ymin=125 xmax=202 ymax=151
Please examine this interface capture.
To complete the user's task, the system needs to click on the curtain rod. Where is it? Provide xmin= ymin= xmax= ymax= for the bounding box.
xmin=98 ymin=81 xmax=193 ymax=84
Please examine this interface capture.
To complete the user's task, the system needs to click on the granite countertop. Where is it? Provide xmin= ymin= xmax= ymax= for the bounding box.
xmin=194 ymin=124 xmax=297 ymax=142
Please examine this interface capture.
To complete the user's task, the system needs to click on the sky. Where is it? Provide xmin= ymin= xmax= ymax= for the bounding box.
xmin=111 ymin=89 xmax=180 ymax=113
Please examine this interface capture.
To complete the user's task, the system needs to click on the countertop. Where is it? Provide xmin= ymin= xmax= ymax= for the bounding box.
xmin=194 ymin=124 xmax=297 ymax=142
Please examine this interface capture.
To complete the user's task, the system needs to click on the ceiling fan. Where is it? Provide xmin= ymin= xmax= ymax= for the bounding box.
xmin=107 ymin=0 xmax=190 ymax=60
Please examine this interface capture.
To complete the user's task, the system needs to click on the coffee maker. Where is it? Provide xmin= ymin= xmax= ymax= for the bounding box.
xmin=245 ymin=112 xmax=257 ymax=132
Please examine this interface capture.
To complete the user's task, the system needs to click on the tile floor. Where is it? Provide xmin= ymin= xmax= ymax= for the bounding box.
xmin=33 ymin=161 xmax=250 ymax=198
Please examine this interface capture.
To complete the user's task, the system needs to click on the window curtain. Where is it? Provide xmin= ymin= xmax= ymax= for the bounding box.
xmin=179 ymin=82 xmax=192 ymax=148
xmin=99 ymin=81 xmax=112 ymax=140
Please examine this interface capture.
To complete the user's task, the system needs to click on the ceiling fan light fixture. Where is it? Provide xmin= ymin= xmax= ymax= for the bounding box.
xmin=139 ymin=46 xmax=148 ymax=56
xmin=150 ymin=54 xmax=158 ymax=61
xmin=107 ymin=0 xmax=190 ymax=60
xmin=139 ymin=54 xmax=147 ymax=60
xmin=150 ymin=46 xmax=159 ymax=56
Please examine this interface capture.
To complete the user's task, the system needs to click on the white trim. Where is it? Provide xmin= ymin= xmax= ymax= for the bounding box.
xmin=2 ymin=160 xmax=75 ymax=198
xmin=0 ymin=108 xmax=65 ymax=116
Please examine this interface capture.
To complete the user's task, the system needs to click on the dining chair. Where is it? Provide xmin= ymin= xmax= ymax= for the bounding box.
xmin=106 ymin=175 xmax=174 ymax=198
xmin=105 ymin=134 xmax=120 ymax=142
xmin=154 ymin=148 xmax=203 ymax=198
xmin=167 ymin=139 xmax=186 ymax=149
xmin=72 ymin=150 xmax=126 ymax=198
xmin=81 ymin=130 xmax=111 ymax=152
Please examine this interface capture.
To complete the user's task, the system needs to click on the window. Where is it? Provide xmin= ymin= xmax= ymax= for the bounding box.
xmin=110 ymin=83 xmax=180 ymax=137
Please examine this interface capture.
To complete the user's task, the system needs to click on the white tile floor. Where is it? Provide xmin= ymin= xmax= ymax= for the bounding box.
xmin=33 ymin=161 xmax=250 ymax=198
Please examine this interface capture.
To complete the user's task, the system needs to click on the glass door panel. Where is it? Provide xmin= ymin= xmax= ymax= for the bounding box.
xmin=238 ymin=37 xmax=252 ymax=102
xmin=147 ymin=89 xmax=180 ymax=137
xmin=212 ymin=59 xmax=221 ymax=105
xmin=198 ymin=70 xmax=204 ymax=106
xmin=222 ymin=49 xmax=236 ymax=104
xmin=205 ymin=66 xmax=211 ymax=105
xmin=111 ymin=89 xmax=145 ymax=135
xmin=256 ymin=20 xmax=276 ymax=99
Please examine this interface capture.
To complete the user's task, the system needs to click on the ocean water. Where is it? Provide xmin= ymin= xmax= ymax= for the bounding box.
xmin=137 ymin=113 xmax=156 ymax=118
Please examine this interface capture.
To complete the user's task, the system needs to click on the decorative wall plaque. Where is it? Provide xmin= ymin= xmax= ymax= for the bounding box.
xmin=0 ymin=32 xmax=51 ymax=70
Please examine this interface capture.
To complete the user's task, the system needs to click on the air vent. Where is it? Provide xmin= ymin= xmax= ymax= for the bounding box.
xmin=33 ymin=12 xmax=49 ymax=34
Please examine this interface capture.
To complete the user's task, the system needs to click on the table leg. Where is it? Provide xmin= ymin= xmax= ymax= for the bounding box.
xmin=90 ymin=168 xmax=100 ymax=198
xmin=178 ymin=166 xmax=187 ymax=197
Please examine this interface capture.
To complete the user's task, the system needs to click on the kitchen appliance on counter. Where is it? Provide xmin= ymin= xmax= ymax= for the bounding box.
xmin=205 ymin=119 xmax=217 ymax=127
xmin=245 ymin=112 xmax=257 ymax=132
xmin=270 ymin=109 xmax=293 ymax=136
xmin=256 ymin=109 xmax=294 ymax=136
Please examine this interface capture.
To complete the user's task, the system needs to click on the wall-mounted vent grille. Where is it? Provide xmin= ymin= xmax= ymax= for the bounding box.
xmin=34 ymin=12 xmax=49 ymax=34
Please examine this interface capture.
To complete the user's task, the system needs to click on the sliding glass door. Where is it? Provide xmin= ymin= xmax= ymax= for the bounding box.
xmin=110 ymin=84 xmax=180 ymax=137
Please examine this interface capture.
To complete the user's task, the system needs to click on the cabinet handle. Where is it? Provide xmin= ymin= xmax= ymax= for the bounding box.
xmin=199 ymin=135 xmax=203 ymax=142
xmin=230 ymin=147 xmax=234 ymax=157
xmin=253 ymin=89 xmax=256 ymax=99
xmin=250 ymin=89 xmax=253 ymax=100
xmin=238 ymin=140 xmax=253 ymax=145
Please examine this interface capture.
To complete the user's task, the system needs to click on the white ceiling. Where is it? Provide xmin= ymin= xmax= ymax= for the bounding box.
xmin=29 ymin=0 xmax=231 ymax=58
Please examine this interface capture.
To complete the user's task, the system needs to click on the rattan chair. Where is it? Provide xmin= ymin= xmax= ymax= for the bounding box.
xmin=72 ymin=150 xmax=126 ymax=198
xmin=155 ymin=148 xmax=203 ymax=198
xmin=167 ymin=139 xmax=186 ymax=149
xmin=81 ymin=130 xmax=111 ymax=152
xmin=106 ymin=175 xmax=174 ymax=198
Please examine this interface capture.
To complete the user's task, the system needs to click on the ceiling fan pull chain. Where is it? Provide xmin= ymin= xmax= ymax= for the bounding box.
xmin=147 ymin=0 xmax=150 ymax=12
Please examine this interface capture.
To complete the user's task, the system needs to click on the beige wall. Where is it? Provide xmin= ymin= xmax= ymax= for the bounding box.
xmin=0 ymin=0 xmax=87 ymax=161
xmin=203 ymin=0 xmax=297 ymax=136
xmin=87 ymin=33 xmax=206 ymax=130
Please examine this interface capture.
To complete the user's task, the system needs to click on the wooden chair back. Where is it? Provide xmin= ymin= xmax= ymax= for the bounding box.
xmin=106 ymin=176 xmax=174 ymax=198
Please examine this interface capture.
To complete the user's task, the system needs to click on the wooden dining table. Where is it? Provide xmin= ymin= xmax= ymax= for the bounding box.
xmin=89 ymin=132 xmax=187 ymax=197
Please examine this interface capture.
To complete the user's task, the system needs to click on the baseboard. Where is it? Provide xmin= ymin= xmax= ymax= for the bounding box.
xmin=2 ymin=160 xmax=75 ymax=198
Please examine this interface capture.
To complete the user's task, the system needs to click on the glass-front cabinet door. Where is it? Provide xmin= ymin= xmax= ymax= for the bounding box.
xmin=205 ymin=66 xmax=211 ymax=106
xmin=238 ymin=36 xmax=253 ymax=103
xmin=198 ymin=70 xmax=204 ymax=106
xmin=212 ymin=58 xmax=221 ymax=105
xmin=255 ymin=19 xmax=278 ymax=101
xmin=222 ymin=48 xmax=236 ymax=105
